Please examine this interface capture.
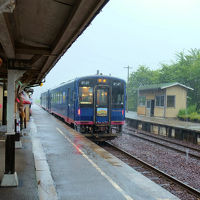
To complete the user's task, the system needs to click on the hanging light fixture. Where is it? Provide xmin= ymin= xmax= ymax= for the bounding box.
xmin=0 ymin=57 xmax=3 ymax=67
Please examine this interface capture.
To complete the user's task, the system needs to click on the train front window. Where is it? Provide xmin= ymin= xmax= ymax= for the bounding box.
xmin=96 ymin=88 xmax=108 ymax=106
xmin=79 ymin=87 xmax=93 ymax=104
xmin=112 ymin=81 xmax=124 ymax=107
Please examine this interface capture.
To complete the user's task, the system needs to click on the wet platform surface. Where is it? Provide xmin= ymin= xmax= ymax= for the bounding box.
xmin=126 ymin=111 xmax=200 ymax=132
xmin=0 ymin=129 xmax=38 ymax=200
xmin=30 ymin=105 xmax=179 ymax=200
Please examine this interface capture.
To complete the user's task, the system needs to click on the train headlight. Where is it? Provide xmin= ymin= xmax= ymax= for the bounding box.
xmin=98 ymin=79 xmax=107 ymax=83
xmin=78 ymin=108 xmax=81 ymax=116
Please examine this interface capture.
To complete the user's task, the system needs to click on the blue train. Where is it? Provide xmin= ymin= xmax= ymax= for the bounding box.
xmin=40 ymin=75 xmax=126 ymax=141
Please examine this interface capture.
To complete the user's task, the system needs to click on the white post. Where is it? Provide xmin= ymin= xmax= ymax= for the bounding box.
xmin=6 ymin=70 xmax=15 ymax=134
xmin=1 ymin=69 xmax=24 ymax=187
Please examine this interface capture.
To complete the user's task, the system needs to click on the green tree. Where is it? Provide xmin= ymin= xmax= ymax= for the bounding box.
xmin=127 ymin=65 xmax=160 ymax=111
xmin=127 ymin=49 xmax=200 ymax=111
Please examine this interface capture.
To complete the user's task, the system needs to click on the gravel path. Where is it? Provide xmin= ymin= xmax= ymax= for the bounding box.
xmin=110 ymin=131 xmax=200 ymax=191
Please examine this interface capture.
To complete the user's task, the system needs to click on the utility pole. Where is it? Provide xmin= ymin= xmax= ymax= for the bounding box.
xmin=124 ymin=66 xmax=132 ymax=113
xmin=124 ymin=66 xmax=132 ymax=82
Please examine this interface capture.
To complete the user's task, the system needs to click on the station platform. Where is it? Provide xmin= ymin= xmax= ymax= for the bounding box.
xmin=0 ymin=105 xmax=179 ymax=200
xmin=0 ymin=127 xmax=38 ymax=199
xmin=126 ymin=111 xmax=200 ymax=132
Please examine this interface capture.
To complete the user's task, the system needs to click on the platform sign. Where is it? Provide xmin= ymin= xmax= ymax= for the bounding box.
xmin=97 ymin=108 xmax=107 ymax=116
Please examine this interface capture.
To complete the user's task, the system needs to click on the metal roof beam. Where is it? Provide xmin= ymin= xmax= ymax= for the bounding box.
xmin=0 ymin=13 xmax=15 ymax=58
xmin=15 ymin=45 xmax=52 ymax=55
xmin=30 ymin=55 xmax=42 ymax=65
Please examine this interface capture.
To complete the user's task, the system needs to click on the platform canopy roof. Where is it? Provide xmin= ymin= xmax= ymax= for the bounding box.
xmin=0 ymin=0 xmax=108 ymax=87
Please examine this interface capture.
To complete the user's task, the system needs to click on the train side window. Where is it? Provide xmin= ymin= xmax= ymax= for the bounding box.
xmin=58 ymin=92 xmax=60 ymax=104
xmin=59 ymin=92 xmax=60 ymax=104
xmin=63 ymin=91 xmax=66 ymax=103
xmin=67 ymin=88 xmax=71 ymax=104
xmin=61 ymin=92 xmax=63 ymax=104
xmin=60 ymin=92 xmax=62 ymax=104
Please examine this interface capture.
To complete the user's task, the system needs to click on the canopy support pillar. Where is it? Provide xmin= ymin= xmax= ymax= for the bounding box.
xmin=1 ymin=69 xmax=24 ymax=187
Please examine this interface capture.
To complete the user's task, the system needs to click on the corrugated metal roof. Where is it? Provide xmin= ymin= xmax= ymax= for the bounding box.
xmin=138 ymin=82 xmax=193 ymax=91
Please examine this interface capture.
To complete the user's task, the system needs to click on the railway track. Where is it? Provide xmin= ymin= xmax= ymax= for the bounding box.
xmin=102 ymin=142 xmax=200 ymax=199
xmin=123 ymin=127 xmax=200 ymax=160
xmin=125 ymin=126 xmax=200 ymax=152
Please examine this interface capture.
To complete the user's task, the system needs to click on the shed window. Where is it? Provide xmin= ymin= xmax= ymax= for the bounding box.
xmin=147 ymin=100 xmax=151 ymax=108
xmin=156 ymin=95 xmax=164 ymax=107
xmin=138 ymin=96 xmax=146 ymax=106
xmin=167 ymin=96 xmax=175 ymax=107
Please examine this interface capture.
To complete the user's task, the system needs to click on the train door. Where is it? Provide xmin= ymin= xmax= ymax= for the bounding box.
xmin=67 ymin=88 xmax=70 ymax=119
xmin=94 ymin=86 xmax=110 ymax=124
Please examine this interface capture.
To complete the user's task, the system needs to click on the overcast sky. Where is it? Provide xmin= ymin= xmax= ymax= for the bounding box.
xmin=33 ymin=0 xmax=200 ymax=99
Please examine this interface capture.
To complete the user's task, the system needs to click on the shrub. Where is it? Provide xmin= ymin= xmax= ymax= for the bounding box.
xmin=178 ymin=107 xmax=200 ymax=122
xmin=178 ymin=109 xmax=186 ymax=116
xmin=187 ymin=105 xmax=197 ymax=114
xmin=177 ymin=106 xmax=200 ymax=122
xmin=189 ymin=112 xmax=199 ymax=120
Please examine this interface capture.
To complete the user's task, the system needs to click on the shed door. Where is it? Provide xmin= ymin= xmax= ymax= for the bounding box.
xmin=150 ymin=100 xmax=155 ymax=117
xmin=146 ymin=100 xmax=154 ymax=117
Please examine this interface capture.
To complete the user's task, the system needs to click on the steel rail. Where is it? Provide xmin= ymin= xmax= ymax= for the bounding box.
xmin=105 ymin=142 xmax=200 ymax=198
xmin=125 ymin=127 xmax=200 ymax=153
